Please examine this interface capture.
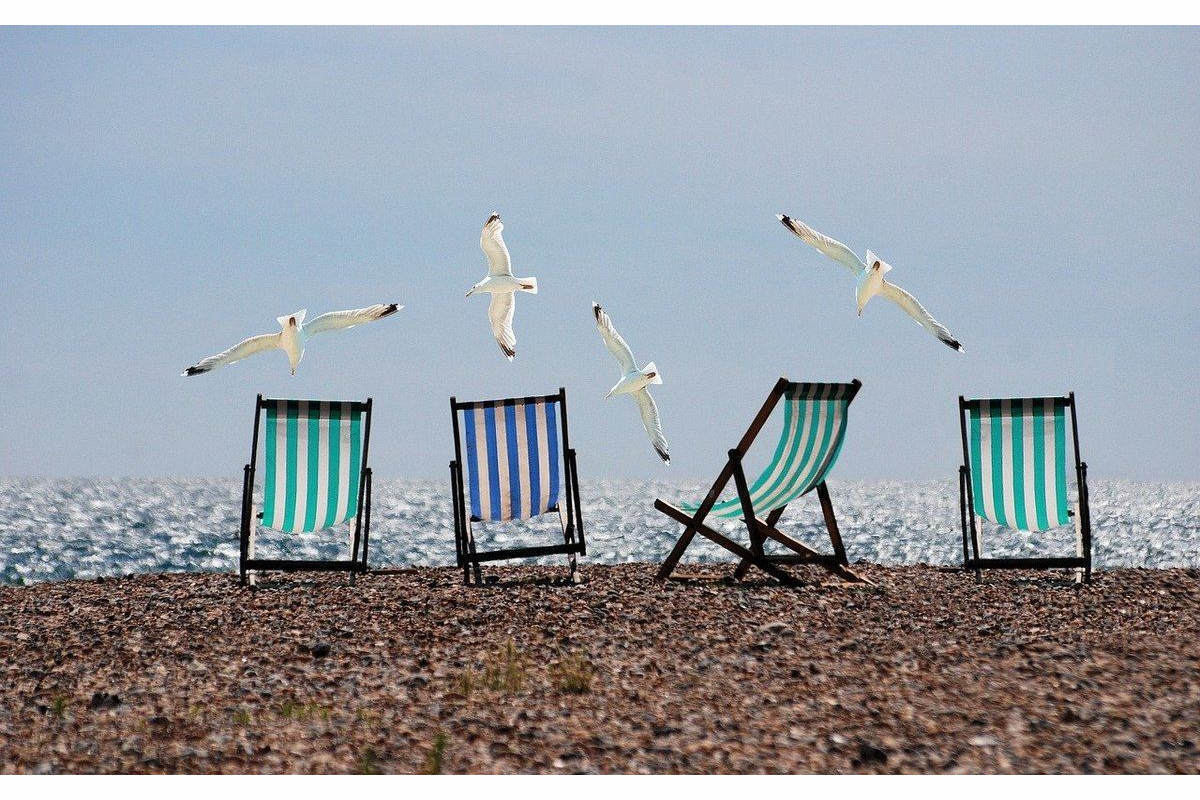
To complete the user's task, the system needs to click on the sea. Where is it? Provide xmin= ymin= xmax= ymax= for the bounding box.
xmin=1 ymin=479 xmax=1197 ymax=585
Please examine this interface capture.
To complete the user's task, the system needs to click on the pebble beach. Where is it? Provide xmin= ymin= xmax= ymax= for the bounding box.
xmin=2 ymin=562 xmax=1198 ymax=774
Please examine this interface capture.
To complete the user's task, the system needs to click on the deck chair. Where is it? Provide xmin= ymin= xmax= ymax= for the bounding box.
xmin=449 ymin=388 xmax=585 ymax=585
xmin=239 ymin=395 xmax=373 ymax=585
xmin=655 ymin=377 xmax=870 ymax=585
xmin=958 ymin=393 xmax=1092 ymax=582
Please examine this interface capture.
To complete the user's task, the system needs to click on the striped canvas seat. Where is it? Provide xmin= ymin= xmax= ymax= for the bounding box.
xmin=260 ymin=399 xmax=365 ymax=533
xmin=689 ymin=382 xmax=855 ymax=519
xmin=957 ymin=392 xmax=1091 ymax=582
xmin=238 ymin=395 xmax=374 ymax=585
xmin=459 ymin=397 xmax=561 ymax=521
xmin=449 ymin=388 xmax=585 ymax=585
xmin=964 ymin=398 xmax=1071 ymax=531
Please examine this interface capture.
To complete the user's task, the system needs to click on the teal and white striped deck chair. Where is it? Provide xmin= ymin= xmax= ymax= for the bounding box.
xmin=239 ymin=395 xmax=374 ymax=585
xmin=655 ymin=378 xmax=870 ymax=585
xmin=958 ymin=393 xmax=1092 ymax=582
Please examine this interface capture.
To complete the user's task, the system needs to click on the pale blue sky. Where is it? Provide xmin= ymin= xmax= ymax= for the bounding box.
xmin=1 ymin=27 xmax=1197 ymax=480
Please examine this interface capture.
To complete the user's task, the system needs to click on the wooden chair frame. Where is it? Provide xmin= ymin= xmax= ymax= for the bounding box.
xmin=655 ymin=377 xmax=870 ymax=585
xmin=449 ymin=387 xmax=585 ymax=586
xmin=957 ymin=392 xmax=1092 ymax=582
xmin=238 ymin=394 xmax=373 ymax=586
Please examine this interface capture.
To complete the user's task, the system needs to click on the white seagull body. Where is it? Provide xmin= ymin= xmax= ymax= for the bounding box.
xmin=777 ymin=214 xmax=964 ymax=352
xmin=183 ymin=303 xmax=402 ymax=376
xmin=592 ymin=303 xmax=670 ymax=464
xmin=465 ymin=213 xmax=538 ymax=360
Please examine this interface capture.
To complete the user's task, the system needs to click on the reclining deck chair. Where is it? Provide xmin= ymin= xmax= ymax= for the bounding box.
xmin=655 ymin=377 xmax=870 ymax=585
xmin=239 ymin=395 xmax=373 ymax=585
xmin=449 ymin=388 xmax=585 ymax=585
xmin=958 ymin=393 xmax=1092 ymax=582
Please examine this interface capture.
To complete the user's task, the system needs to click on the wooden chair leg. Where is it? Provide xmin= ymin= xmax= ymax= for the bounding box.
xmin=657 ymin=525 xmax=698 ymax=580
xmin=734 ymin=506 xmax=784 ymax=579
xmin=815 ymin=482 xmax=848 ymax=566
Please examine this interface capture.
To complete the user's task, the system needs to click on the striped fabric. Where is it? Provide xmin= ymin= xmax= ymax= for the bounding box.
xmin=966 ymin=398 xmax=1072 ymax=531
xmin=690 ymin=383 xmax=855 ymax=520
xmin=460 ymin=399 xmax=560 ymax=521
xmin=260 ymin=400 xmax=364 ymax=533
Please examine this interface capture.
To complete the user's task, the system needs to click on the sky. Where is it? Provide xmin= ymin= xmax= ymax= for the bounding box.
xmin=1 ymin=26 xmax=1197 ymax=481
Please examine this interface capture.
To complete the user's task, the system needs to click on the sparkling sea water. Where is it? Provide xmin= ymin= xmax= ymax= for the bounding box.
xmin=1 ymin=479 xmax=1196 ymax=585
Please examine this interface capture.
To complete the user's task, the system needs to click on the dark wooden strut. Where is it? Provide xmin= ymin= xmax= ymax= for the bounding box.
xmin=956 ymin=393 xmax=1093 ymax=583
xmin=655 ymin=377 xmax=872 ymax=586
xmin=449 ymin=387 xmax=586 ymax=586
xmin=239 ymin=395 xmax=374 ymax=587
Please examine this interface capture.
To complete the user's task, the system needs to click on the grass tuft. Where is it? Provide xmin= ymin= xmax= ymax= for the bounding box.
xmin=422 ymin=731 xmax=448 ymax=774
xmin=355 ymin=747 xmax=383 ymax=775
xmin=483 ymin=639 xmax=526 ymax=693
xmin=550 ymin=651 xmax=595 ymax=694
xmin=278 ymin=699 xmax=331 ymax=721
xmin=450 ymin=639 xmax=527 ymax=699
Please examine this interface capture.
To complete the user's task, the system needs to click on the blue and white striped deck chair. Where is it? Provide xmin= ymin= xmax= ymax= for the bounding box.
xmin=449 ymin=388 xmax=585 ymax=585
xmin=958 ymin=393 xmax=1092 ymax=582
xmin=239 ymin=395 xmax=374 ymax=585
xmin=655 ymin=378 xmax=870 ymax=585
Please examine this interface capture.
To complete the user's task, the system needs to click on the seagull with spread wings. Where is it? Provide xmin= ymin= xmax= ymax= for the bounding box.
xmin=592 ymin=302 xmax=670 ymax=464
xmin=465 ymin=213 xmax=538 ymax=360
xmin=777 ymin=214 xmax=964 ymax=352
xmin=182 ymin=303 xmax=402 ymax=376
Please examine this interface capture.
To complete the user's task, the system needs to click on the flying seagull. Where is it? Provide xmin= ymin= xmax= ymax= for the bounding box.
xmin=182 ymin=303 xmax=402 ymax=376
xmin=777 ymin=214 xmax=964 ymax=352
xmin=592 ymin=302 xmax=670 ymax=464
xmin=465 ymin=213 xmax=538 ymax=360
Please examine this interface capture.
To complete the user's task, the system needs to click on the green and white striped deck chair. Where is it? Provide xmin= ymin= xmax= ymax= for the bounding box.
xmin=958 ymin=393 xmax=1092 ymax=582
xmin=655 ymin=378 xmax=870 ymax=585
xmin=238 ymin=395 xmax=374 ymax=585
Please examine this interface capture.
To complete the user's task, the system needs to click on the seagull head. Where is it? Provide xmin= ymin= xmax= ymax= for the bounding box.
xmin=866 ymin=249 xmax=893 ymax=274
xmin=276 ymin=309 xmax=307 ymax=330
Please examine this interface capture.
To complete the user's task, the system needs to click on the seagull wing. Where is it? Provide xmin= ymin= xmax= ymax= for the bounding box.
xmin=302 ymin=304 xmax=402 ymax=338
xmin=777 ymin=214 xmax=867 ymax=276
xmin=488 ymin=292 xmax=517 ymax=360
xmin=592 ymin=303 xmax=637 ymax=373
xmin=480 ymin=213 xmax=512 ymax=277
xmin=634 ymin=388 xmax=670 ymax=464
xmin=183 ymin=332 xmax=279 ymax=376
xmin=878 ymin=281 xmax=964 ymax=352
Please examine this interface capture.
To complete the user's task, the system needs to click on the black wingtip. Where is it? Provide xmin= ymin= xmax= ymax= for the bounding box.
xmin=379 ymin=303 xmax=400 ymax=318
xmin=777 ymin=214 xmax=797 ymax=234
xmin=944 ymin=337 xmax=965 ymax=353
xmin=485 ymin=212 xmax=501 ymax=226
xmin=592 ymin=302 xmax=603 ymax=320
xmin=499 ymin=341 xmax=516 ymax=359
xmin=656 ymin=446 xmax=671 ymax=464
xmin=183 ymin=365 xmax=208 ymax=377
